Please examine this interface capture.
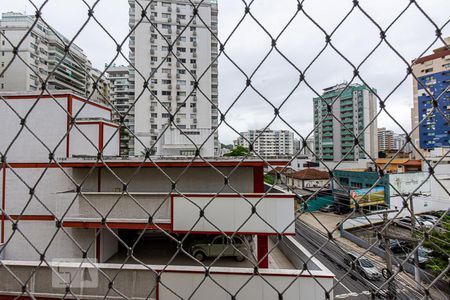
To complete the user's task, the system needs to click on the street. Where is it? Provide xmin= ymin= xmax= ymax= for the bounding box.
xmin=295 ymin=220 xmax=426 ymax=299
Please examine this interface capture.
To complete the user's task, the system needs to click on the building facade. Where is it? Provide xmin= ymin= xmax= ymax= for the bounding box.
xmin=411 ymin=37 xmax=450 ymax=155
xmin=234 ymin=129 xmax=295 ymax=157
xmin=377 ymin=127 xmax=394 ymax=152
xmin=107 ymin=65 xmax=135 ymax=156
xmin=0 ymin=12 xmax=105 ymax=101
xmin=0 ymin=93 xmax=335 ymax=300
xmin=313 ymin=83 xmax=378 ymax=161
xmin=129 ymin=0 xmax=219 ymax=157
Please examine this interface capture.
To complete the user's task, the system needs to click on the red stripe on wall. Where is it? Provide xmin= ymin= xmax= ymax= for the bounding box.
xmin=66 ymin=95 xmax=73 ymax=158
xmin=9 ymin=215 xmax=55 ymax=221
xmin=1 ymin=166 xmax=5 ymax=243
xmin=257 ymin=235 xmax=269 ymax=268
xmin=62 ymin=221 xmax=172 ymax=230
xmin=253 ymin=166 xmax=264 ymax=193
xmin=99 ymin=122 xmax=104 ymax=153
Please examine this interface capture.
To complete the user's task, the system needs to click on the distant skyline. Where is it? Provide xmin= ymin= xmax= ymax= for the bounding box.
xmin=1 ymin=0 xmax=449 ymax=144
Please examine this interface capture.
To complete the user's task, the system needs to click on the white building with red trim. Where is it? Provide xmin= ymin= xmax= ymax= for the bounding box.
xmin=0 ymin=92 xmax=334 ymax=299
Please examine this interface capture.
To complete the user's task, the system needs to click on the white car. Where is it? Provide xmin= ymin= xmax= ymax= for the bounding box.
xmin=393 ymin=216 xmax=433 ymax=230
xmin=418 ymin=214 xmax=439 ymax=224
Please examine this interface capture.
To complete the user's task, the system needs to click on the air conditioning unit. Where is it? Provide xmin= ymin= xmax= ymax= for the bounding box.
xmin=166 ymin=72 xmax=171 ymax=78
xmin=176 ymin=84 xmax=180 ymax=89
xmin=193 ymin=52 xmax=197 ymax=58
xmin=176 ymin=40 xmax=181 ymax=46
xmin=176 ymin=61 xmax=181 ymax=67
xmin=168 ymin=84 xmax=172 ymax=89
xmin=168 ymin=29 xmax=172 ymax=34
xmin=150 ymin=49 xmax=155 ymax=55
xmin=168 ymin=95 xmax=172 ymax=100
xmin=193 ymin=41 xmax=197 ymax=47
xmin=176 ymin=7 xmax=180 ymax=13
xmin=176 ymin=73 xmax=181 ymax=78
xmin=168 ymin=6 xmax=172 ymax=12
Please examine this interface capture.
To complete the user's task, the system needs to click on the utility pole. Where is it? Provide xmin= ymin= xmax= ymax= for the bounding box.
xmin=409 ymin=195 xmax=421 ymax=288
xmin=383 ymin=211 xmax=396 ymax=300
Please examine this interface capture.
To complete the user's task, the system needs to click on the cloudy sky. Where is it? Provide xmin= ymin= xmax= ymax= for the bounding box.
xmin=2 ymin=0 xmax=449 ymax=144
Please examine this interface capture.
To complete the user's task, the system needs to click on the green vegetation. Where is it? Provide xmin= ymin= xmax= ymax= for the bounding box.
xmin=264 ymin=174 xmax=274 ymax=185
xmin=423 ymin=215 xmax=450 ymax=280
xmin=224 ymin=145 xmax=249 ymax=157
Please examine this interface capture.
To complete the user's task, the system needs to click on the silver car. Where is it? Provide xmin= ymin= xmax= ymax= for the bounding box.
xmin=344 ymin=252 xmax=381 ymax=281
xmin=190 ymin=235 xmax=254 ymax=262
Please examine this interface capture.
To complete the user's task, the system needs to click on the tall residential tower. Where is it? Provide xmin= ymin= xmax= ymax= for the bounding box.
xmin=313 ymin=83 xmax=378 ymax=161
xmin=411 ymin=37 xmax=450 ymax=156
xmin=0 ymin=12 xmax=107 ymax=102
xmin=129 ymin=0 xmax=219 ymax=156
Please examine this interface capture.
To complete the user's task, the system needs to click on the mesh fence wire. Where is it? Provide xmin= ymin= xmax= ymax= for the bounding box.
xmin=0 ymin=0 xmax=449 ymax=299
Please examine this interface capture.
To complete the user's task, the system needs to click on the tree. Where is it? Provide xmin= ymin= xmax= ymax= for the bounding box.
xmin=224 ymin=145 xmax=249 ymax=157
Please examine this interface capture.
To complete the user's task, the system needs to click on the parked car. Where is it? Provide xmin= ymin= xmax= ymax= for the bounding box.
xmin=418 ymin=214 xmax=440 ymax=224
xmin=320 ymin=204 xmax=336 ymax=213
xmin=393 ymin=216 xmax=433 ymax=230
xmin=190 ymin=235 xmax=254 ymax=262
xmin=399 ymin=248 xmax=430 ymax=266
xmin=379 ymin=239 xmax=409 ymax=254
xmin=344 ymin=252 xmax=381 ymax=281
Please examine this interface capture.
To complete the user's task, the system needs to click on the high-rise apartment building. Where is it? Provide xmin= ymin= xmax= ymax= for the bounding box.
xmin=0 ymin=12 xmax=102 ymax=100
xmin=107 ymin=65 xmax=135 ymax=156
xmin=378 ymin=127 xmax=395 ymax=152
xmin=234 ymin=129 xmax=295 ymax=157
xmin=411 ymin=37 xmax=450 ymax=155
xmin=129 ymin=0 xmax=219 ymax=157
xmin=313 ymin=83 xmax=378 ymax=161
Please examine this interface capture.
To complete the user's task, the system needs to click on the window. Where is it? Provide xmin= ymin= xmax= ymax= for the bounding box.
xmin=162 ymin=91 xmax=171 ymax=95
xmin=151 ymin=34 xmax=157 ymax=39
xmin=177 ymin=69 xmax=186 ymax=74
xmin=162 ymin=24 xmax=171 ymax=30
xmin=1 ymin=83 xmax=3 ymax=89
xmin=177 ymin=47 xmax=186 ymax=52
xmin=151 ymin=57 xmax=157 ymax=62
xmin=162 ymin=113 xmax=170 ymax=118
xmin=190 ymin=37 xmax=196 ymax=42
xmin=162 ymin=13 xmax=171 ymax=18
xmin=162 ymin=79 xmax=171 ymax=84
xmin=162 ymin=68 xmax=171 ymax=74
xmin=190 ymin=59 xmax=196 ymax=64
xmin=150 ymin=90 xmax=158 ymax=95
xmin=151 ymin=79 xmax=158 ymax=84
xmin=177 ymin=91 xmax=186 ymax=96
xmin=177 ymin=14 xmax=186 ymax=20
xmin=177 ymin=80 xmax=186 ymax=85
xmin=151 ymin=12 xmax=157 ymax=17
xmin=151 ymin=113 xmax=157 ymax=118
xmin=190 ymin=48 xmax=196 ymax=53
xmin=161 ymin=2 xmax=171 ymax=7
